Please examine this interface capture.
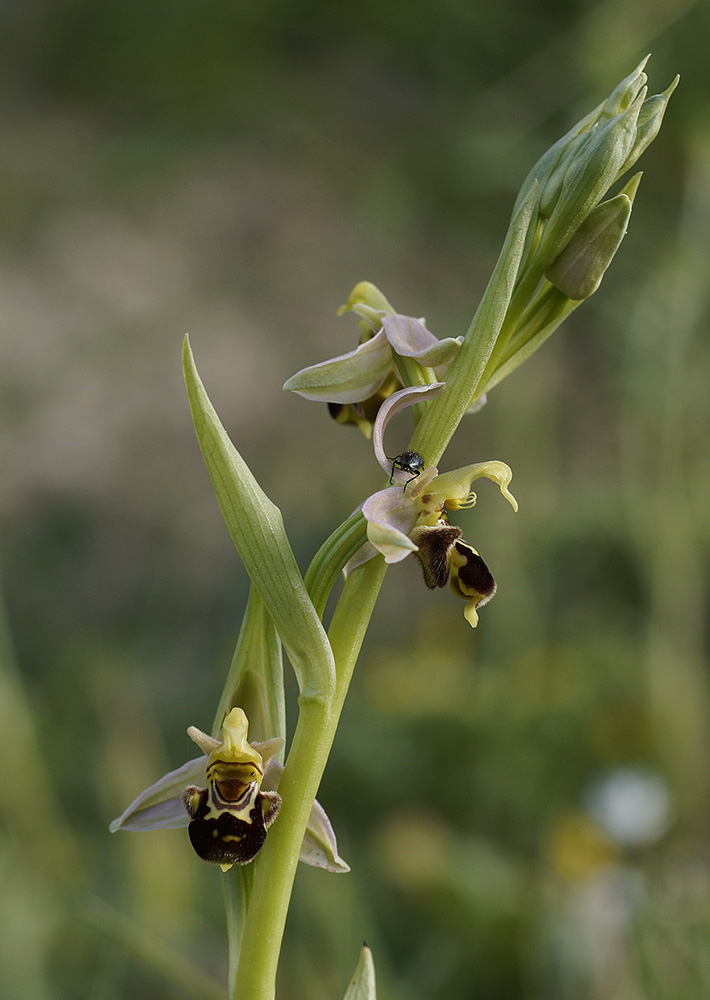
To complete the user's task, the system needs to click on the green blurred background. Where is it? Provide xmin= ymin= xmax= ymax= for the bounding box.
xmin=1 ymin=0 xmax=709 ymax=998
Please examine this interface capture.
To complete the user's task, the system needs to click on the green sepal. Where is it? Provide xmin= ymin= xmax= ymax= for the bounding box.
xmin=282 ymin=331 xmax=392 ymax=403
xmin=544 ymin=179 xmax=637 ymax=299
xmin=343 ymin=945 xmax=377 ymax=1000
xmin=182 ymin=335 xmax=334 ymax=700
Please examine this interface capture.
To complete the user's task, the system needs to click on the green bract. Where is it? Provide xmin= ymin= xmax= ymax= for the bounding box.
xmin=545 ymin=175 xmax=639 ymax=300
xmin=183 ymin=336 xmax=335 ymax=701
xmin=343 ymin=945 xmax=377 ymax=1000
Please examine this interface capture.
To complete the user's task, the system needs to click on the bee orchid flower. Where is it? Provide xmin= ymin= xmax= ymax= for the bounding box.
xmin=346 ymin=384 xmax=518 ymax=627
xmin=110 ymin=708 xmax=350 ymax=874
xmin=283 ymin=281 xmax=463 ymax=436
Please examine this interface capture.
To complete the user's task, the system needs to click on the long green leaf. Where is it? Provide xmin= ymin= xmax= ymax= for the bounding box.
xmin=182 ymin=335 xmax=334 ymax=699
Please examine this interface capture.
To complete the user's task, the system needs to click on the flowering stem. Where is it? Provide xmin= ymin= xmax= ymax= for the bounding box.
xmin=231 ymin=558 xmax=386 ymax=1000
xmin=228 ymin=191 xmax=540 ymax=999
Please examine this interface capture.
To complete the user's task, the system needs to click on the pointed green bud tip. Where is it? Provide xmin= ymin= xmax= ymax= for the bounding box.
xmin=616 ymin=74 xmax=680 ymax=179
xmin=343 ymin=944 xmax=377 ymax=1000
xmin=601 ymin=54 xmax=650 ymax=119
xmin=528 ymin=59 xmax=676 ymax=266
xmin=545 ymin=188 xmax=635 ymax=300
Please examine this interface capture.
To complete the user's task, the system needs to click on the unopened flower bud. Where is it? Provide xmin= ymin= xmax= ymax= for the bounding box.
xmin=537 ymin=131 xmax=592 ymax=219
xmin=545 ymin=174 xmax=640 ymax=300
xmin=337 ymin=280 xmax=396 ymax=333
xmin=539 ymin=94 xmax=643 ymax=267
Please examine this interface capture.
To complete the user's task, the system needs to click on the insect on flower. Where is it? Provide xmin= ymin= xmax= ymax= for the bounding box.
xmin=389 ymin=450 xmax=425 ymax=490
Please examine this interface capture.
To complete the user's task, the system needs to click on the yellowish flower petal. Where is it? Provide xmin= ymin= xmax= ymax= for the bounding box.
xmin=429 ymin=461 xmax=518 ymax=512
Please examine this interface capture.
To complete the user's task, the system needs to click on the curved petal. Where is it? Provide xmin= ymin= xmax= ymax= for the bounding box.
xmin=429 ymin=461 xmax=518 ymax=512
xmin=372 ymin=382 xmax=446 ymax=476
xmin=283 ymin=330 xmax=393 ymax=403
xmin=109 ymin=756 xmax=207 ymax=832
xmin=250 ymin=738 xmax=285 ymax=768
xmin=382 ymin=314 xmax=463 ymax=367
xmin=187 ymin=726 xmax=220 ymax=754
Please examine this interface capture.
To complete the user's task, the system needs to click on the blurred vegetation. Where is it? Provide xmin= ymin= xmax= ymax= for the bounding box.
xmin=1 ymin=0 xmax=709 ymax=998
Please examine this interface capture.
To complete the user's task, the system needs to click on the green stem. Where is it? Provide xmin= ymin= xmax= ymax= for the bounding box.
xmin=223 ymin=870 xmax=249 ymax=998
xmin=231 ymin=558 xmax=386 ymax=1000
xmin=304 ymin=511 xmax=367 ymax=619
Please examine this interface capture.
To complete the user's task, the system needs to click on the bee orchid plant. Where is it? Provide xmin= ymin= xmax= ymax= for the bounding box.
xmin=112 ymin=58 xmax=676 ymax=1000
